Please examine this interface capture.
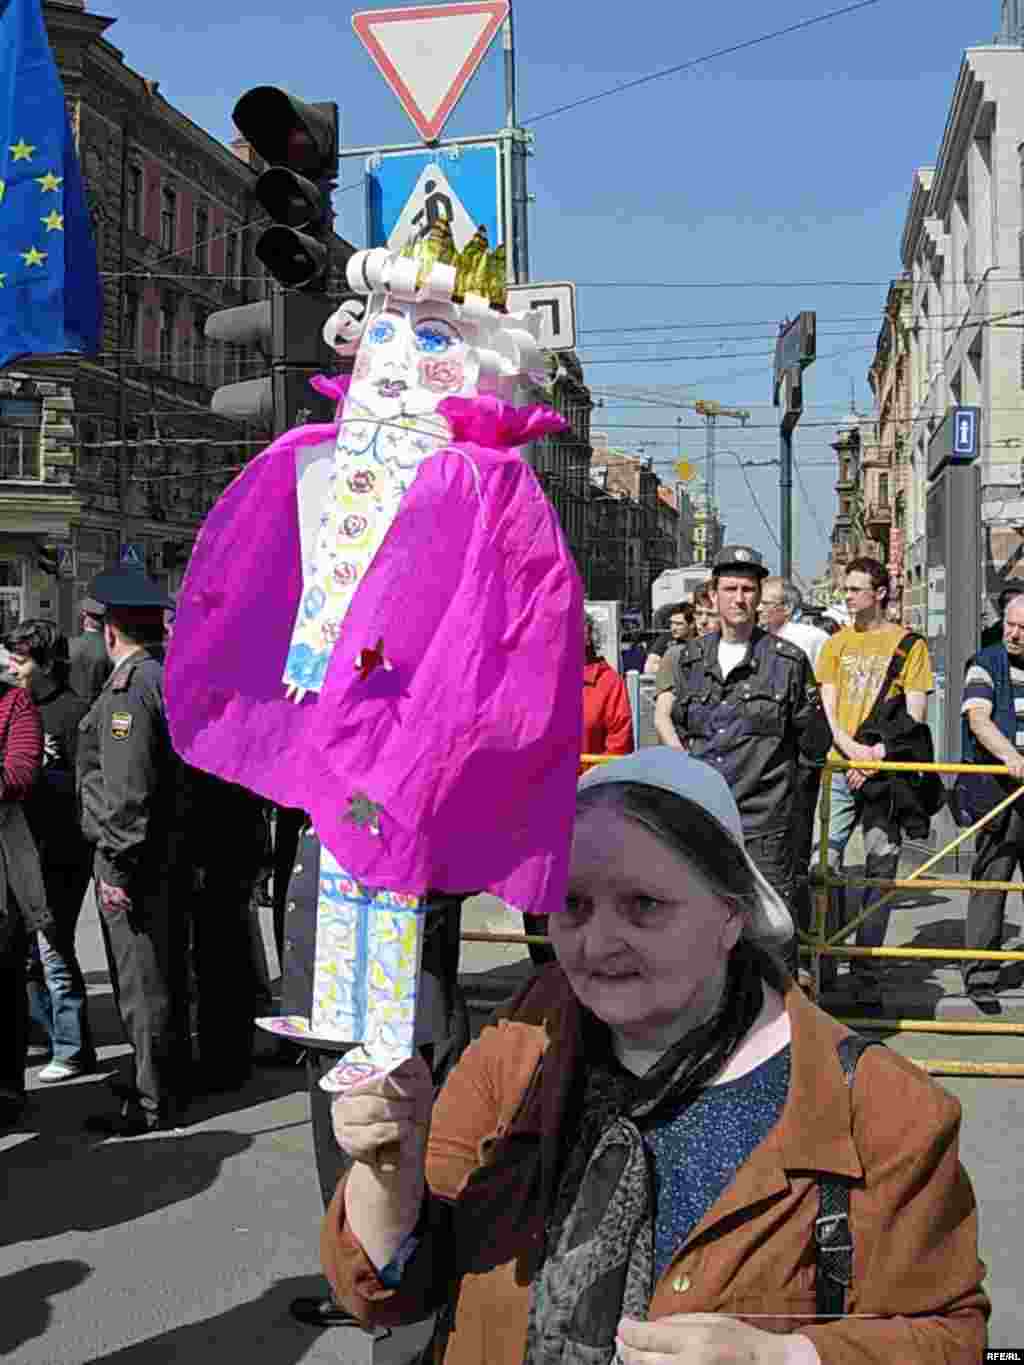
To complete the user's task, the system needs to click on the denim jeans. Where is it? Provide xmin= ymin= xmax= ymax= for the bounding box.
xmin=825 ymin=772 xmax=900 ymax=981
xmin=26 ymin=852 xmax=95 ymax=1068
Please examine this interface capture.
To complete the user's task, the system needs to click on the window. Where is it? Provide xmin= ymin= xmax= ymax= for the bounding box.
xmin=194 ymin=204 xmax=209 ymax=273
xmin=878 ymin=474 xmax=889 ymax=507
xmin=159 ymin=295 xmax=177 ymax=370
xmin=127 ymin=165 xmax=143 ymax=234
xmin=0 ymin=396 xmax=43 ymax=479
xmin=160 ymin=187 xmax=176 ymax=252
xmin=225 ymin=226 xmax=238 ymax=288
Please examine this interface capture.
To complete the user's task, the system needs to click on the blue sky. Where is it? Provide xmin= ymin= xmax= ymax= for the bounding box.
xmin=95 ymin=0 xmax=1003 ymax=582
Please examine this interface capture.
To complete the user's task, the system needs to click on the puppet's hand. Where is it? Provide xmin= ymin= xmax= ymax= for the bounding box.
xmin=285 ymin=683 xmax=308 ymax=704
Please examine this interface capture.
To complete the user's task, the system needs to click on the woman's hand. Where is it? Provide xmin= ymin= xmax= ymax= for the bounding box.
xmin=331 ymin=1053 xmax=433 ymax=1177
xmin=617 ymin=1314 xmax=819 ymax=1365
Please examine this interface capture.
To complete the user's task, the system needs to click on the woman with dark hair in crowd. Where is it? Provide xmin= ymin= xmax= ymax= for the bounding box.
xmin=6 ymin=619 xmax=95 ymax=1082
xmin=0 ymin=639 xmax=45 ymax=1126
xmin=323 ymin=750 xmax=988 ymax=1365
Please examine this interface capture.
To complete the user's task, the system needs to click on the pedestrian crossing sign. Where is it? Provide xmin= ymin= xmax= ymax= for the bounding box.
xmin=366 ymin=142 xmax=502 ymax=256
xmin=120 ymin=542 xmax=146 ymax=571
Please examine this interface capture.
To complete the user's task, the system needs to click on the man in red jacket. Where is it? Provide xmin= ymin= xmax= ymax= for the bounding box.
xmin=524 ymin=613 xmax=634 ymax=965
xmin=581 ymin=612 xmax=634 ymax=764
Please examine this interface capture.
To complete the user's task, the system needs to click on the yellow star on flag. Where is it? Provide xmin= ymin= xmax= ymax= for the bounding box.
xmin=41 ymin=210 xmax=64 ymax=232
xmin=0 ymin=180 xmax=5 ymax=204
xmin=20 ymin=246 xmax=47 ymax=267
xmin=10 ymin=139 xmax=35 ymax=161
xmin=36 ymin=171 xmax=62 ymax=193
xmin=0 ymin=274 xmax=6 ymax=289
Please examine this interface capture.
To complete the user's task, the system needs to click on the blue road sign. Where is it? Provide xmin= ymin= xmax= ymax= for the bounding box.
xmin=57 ymin=545 xmax=76 ymax=578
xmin=952 ymin=406 xmax=979 ymax=459
xmin=120 ymin=541 xmax=146 ymax=571
xmin=366 ymin=143 xmax=501 ymax=254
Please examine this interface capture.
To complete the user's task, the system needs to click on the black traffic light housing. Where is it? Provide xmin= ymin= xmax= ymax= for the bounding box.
xmin=233 ymin=87 xmax=339 ymax=291
xmin=205 ymin=291 xmax=341 ymax=434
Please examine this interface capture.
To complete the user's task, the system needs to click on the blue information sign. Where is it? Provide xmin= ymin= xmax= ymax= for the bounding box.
xmin=366 ymin=143 xmax=501 ymax=254
xmin=952 ymin=406 xmax=979 ymax=459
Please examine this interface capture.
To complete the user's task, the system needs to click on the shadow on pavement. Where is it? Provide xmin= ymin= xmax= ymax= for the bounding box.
xmin=83 ymin=1274 xmax=394 ymax=1364
xmin=0 ymin=1125 xmax=253 ymax=1247
xmin=0 ymin=1259 xmax=92 ymax=1356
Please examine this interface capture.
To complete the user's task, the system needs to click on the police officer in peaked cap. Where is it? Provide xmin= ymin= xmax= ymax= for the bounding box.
xmin=76 ymin=567 xmax=193 ymax=1134
xmin=653 ymin=544 xmax=831 ymax=983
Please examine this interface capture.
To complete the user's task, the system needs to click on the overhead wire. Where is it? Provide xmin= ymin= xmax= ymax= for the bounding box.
xmin=523 ymin=0 xmax=885 ymax=124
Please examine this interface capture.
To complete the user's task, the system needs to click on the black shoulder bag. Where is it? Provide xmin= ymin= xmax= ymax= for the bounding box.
xmin=853 ymin=631 xmax=922 ymax=745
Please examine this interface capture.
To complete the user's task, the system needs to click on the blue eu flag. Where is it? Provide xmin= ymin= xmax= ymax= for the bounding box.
xmin=0 ymin=0 xmax=102 ymax=368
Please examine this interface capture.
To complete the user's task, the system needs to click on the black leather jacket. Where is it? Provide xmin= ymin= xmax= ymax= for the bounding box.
xmin=669 ymin=628 xmax=829 ymax=835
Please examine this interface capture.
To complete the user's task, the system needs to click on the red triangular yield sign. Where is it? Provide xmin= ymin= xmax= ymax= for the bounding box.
xmin=353 ymin=1 xmax=509 ymax=142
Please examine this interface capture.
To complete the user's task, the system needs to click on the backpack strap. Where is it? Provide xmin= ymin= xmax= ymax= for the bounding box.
xmin=857 ymin=631 xmax=921 ymax=738
xmin=814 ymin=1036 xmax=884 ymax=1318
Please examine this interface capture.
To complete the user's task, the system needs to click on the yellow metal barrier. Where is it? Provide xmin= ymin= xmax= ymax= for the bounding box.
xmin=813 ymin=756 xmax=1024 ymax=1074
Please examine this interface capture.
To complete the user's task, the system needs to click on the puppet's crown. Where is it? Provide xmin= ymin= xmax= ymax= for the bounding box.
xmin=398 ymin=220 xmax=507 ymax=311
xmin=345 ymin=222 xmax=508 ymax=312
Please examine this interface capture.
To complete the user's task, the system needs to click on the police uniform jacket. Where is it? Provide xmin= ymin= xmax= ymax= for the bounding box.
xmin=76 ymin=647 xmax=185 ymax=894
xmin=69 ymin=629 xmax=114 ymax=705
xmin=668 ymin=627 xmax=828 ymax=836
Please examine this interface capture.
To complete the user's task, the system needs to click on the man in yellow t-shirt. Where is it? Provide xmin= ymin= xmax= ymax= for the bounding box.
xmin=816 ymin=558 xmax=934 ymax=1005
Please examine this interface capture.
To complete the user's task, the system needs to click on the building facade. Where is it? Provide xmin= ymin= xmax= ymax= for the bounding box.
xmin=527 ymin=350 xmax=593 ymax=581
xmin=0 ymin=0 xmax=279 ymax=633
xmin=866 ymin=278 xmax=914 ymax=622
xmin=690 ymin=490 xmax=725 ymax=566
xmin=587 ymin=437 xmax=677 ymax=618
xmin=898 ymin=45 xmax=1024 ymax=631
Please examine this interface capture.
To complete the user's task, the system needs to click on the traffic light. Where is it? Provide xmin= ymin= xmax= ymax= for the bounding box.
xmin=233 ymin=86 xmax=340 ymax=291
xmin=205 ymin=290 xmax=340 ymax=434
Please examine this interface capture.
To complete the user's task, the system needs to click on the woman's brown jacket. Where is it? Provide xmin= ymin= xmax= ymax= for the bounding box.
xmin=322 ymin=970 xmax=989 ymax=1365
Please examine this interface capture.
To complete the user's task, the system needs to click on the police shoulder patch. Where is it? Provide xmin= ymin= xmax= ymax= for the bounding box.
xmin=110 ymin=711 xmax=133 ymax=740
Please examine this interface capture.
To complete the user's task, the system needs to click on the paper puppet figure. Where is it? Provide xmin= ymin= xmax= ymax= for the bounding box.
xmin=166 ymin=229 xmax=583 ymax=1096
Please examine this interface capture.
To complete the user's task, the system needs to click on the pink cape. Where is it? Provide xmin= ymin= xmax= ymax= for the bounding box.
xmin=166 ymin=393 xmax=584 ymax=917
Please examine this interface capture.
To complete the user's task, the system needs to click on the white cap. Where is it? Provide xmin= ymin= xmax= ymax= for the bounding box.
xmin=577 ymin=750 xmax=794 ymax=945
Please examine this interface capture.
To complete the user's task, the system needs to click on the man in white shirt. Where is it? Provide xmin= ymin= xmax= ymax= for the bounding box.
xmin=759 ymin=577 xmax=828 ymax=672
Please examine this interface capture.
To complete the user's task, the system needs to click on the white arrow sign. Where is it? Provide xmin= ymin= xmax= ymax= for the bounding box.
xmin=507 ymin=281 xmax=577 ymax=350
xmin=353 ymin=2 xmax=509 ymax=143
xmin=387 ymin=162 xmax=477 ymax=252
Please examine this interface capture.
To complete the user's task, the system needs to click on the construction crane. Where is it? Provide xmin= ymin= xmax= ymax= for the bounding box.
xmin=593 ymin=387 xmax=751 ymax=508
xmin=590 ymin=386 xmax=751 ymax=547
xmin=692 ymin=399 xmax=751 ymax=521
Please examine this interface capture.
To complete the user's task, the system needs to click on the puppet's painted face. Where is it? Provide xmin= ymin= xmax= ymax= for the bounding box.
xmin=348 ymin=299 xmax=481 ymax=421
